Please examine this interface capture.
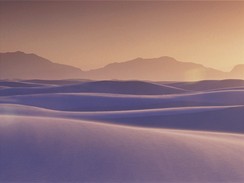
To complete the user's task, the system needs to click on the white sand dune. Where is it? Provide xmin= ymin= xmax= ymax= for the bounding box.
xmin=0 ymin=103 xmax=237 ymax=117
xmin=0 ymin=80 xmax=187 ymax=97
xmin=167 ymin=79 xmax=244 ymax=91
xmin=55 ymin=80 xmax=187 ymax=95
xmin=22 ymin=79 xmax=90 ymax=86
xmin=0 ymin=80 xmax=243 ymax=182
xmin=0 ymin=80 xmax=45 ymax=88
xmin=0 ymin=86 xmax=10 ymax=90
xmin=1 ymin=104 xmax=243 ymax=133
xmin=1 ymin=89 xmax=244 ymax=111
xmin=1 ymin=115 xmax=244 ymax=182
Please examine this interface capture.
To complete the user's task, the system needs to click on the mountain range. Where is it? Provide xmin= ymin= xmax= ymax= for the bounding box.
xmin=0 ymin=51 xmax=243 ymax=81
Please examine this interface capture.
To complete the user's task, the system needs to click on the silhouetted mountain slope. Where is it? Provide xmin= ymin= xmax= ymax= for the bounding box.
xmin=0 ymin=51 xmax=83 ymax=79
xmin=1 ymin=51 xmax=243 ymax=81
xmin=85 ymin=57 xmax=226 ymax=81
xmin=230 ymin=65 xmax=244 ymax=79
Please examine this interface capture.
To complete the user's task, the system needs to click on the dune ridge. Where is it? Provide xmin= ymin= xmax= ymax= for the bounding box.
xmin=1 ymin=103 xmax=244 ymax=134
xmin=1 ymin=89 xmax=244 ymax=112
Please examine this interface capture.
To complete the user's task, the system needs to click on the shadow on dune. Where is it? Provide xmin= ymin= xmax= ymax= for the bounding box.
xmin=167 ymin=79 xmax=244 ymax=91
xmin=1 ymin=89 xmax=244 ymax=111
xmin=101 ymin=106 xmax=244 ymax=134
xmin=0 ymin=80 xmax=186 ymax=96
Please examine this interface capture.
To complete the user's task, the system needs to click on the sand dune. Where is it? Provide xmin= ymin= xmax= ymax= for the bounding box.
xmin=0 ymin=80 xmax=186 ymax=96
xmin=1 ymin=80 xmax=243 ymax=132
xmin=1 ymin=104 xmax=243 ymax=133
xmin=71 ymin=80 xmax=187 ymax=94
xmin=0 ymin=80 xmax=45 ymax=88
xmin=167 ymin=79 xmax=244 ymax=91
xmin=23 ymin=79 xmax=90 ymax=86
xmin=0 ymin=80 xmax=243 ymax=182
xmin=1 ymin=115 xmax=244 ymax=182
xmin=1 ymin=89 xmax=244 ymax=111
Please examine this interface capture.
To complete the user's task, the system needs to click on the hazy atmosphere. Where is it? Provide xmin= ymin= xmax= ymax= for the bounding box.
xmin=0 ymin=1 xmax=243 ymax=71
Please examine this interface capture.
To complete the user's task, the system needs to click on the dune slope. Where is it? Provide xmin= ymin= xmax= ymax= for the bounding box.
xmin=0 ymin=104 xmax=243 ymax=133
xmin=1 ymin=89 xmax=244 ymax=111
xmin=1 ymin=115 xmax=244 ymax=182
xmin=0 ymin=80 xmax=186 ymax=96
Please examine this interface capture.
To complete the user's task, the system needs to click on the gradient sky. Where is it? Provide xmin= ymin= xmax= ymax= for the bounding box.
xmin=0 ymin=1 xmax=243 ymax=71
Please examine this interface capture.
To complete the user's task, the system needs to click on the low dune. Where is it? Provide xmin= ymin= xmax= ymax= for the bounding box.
xmin=1 ymin=104 xmax=243 ymax=133
xmin=0 ymin=80 xmax=186 ymax=97
xmin=72 ymin=80 xmax=187 ymax=94
xmin=1 ymin=115 xmax=244 ymax=182
xmin=23 ymin=79 xmax=90 ymax=86
xmin=167 ymin=79 xmax=244 ymax=91
xmin=1 ymin=89 xmax=244 ymax=111
xmin=0 ymin=80 xmax=45 ymax=88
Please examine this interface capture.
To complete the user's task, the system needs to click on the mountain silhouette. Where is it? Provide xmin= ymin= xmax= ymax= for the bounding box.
xmin=1 ymin=51 xmax=243 ymax=81
xmin=85 ymin=57 xmax=226 ymax=81
xmin=230 ymin=65 xmax=244 ymax=79
xmin=0 ymin=51 xmax=83 ymax=79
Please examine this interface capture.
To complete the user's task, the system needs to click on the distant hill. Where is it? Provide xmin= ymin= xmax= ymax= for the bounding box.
xmin=0 ymin=51 xmax=83 ymax=79
xmin=0 ymin=51 xmax=243 ymax=81
xmin=85 ymin=57 xmax=226 ymax=81
xmin=230 ymin=65 xmax=244 ymax=79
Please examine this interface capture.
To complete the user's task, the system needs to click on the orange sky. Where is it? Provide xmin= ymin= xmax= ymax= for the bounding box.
xmin=0 ymin=1 xmax=243 ymax=71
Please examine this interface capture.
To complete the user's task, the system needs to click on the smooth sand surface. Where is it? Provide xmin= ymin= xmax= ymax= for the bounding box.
xmin=1 ymin=104 xmax=243 ymax=133
xmin=1 ymin=115 xmax=244 ymax=182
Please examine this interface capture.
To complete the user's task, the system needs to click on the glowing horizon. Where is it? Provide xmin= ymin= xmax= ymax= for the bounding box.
xmin=0 ymin=1 xmax=243 ymax=72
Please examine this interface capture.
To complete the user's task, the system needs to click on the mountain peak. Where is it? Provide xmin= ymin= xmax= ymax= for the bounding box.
xmin=232 ymin=64 xmax=244 ymax=70
xmin=133 ymin=56 xmax=177 ymax=62
xmin=157 ymin=56 xmax=177 ymax=61
xmin=12 ymin=51 xmax=25 ymax=54
xmin=230 ymin=64 xmax=244 ymax=78
xmin=2 ymin=51 xmax=31 ymax=55
xmin=0 ymin=52 xmax=83 ymax=80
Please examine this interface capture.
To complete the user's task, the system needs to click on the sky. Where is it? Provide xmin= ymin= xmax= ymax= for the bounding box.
xmin=0 ymin=1 xmax=243 ymax=71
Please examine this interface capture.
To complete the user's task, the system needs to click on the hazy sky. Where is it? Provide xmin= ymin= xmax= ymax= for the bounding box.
xmin=0 ymin=1 xmax=243 ymax=71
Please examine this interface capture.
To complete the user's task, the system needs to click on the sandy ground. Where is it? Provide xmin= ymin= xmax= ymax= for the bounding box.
xmin=0 ymin=79 xmax=244 ymax=182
